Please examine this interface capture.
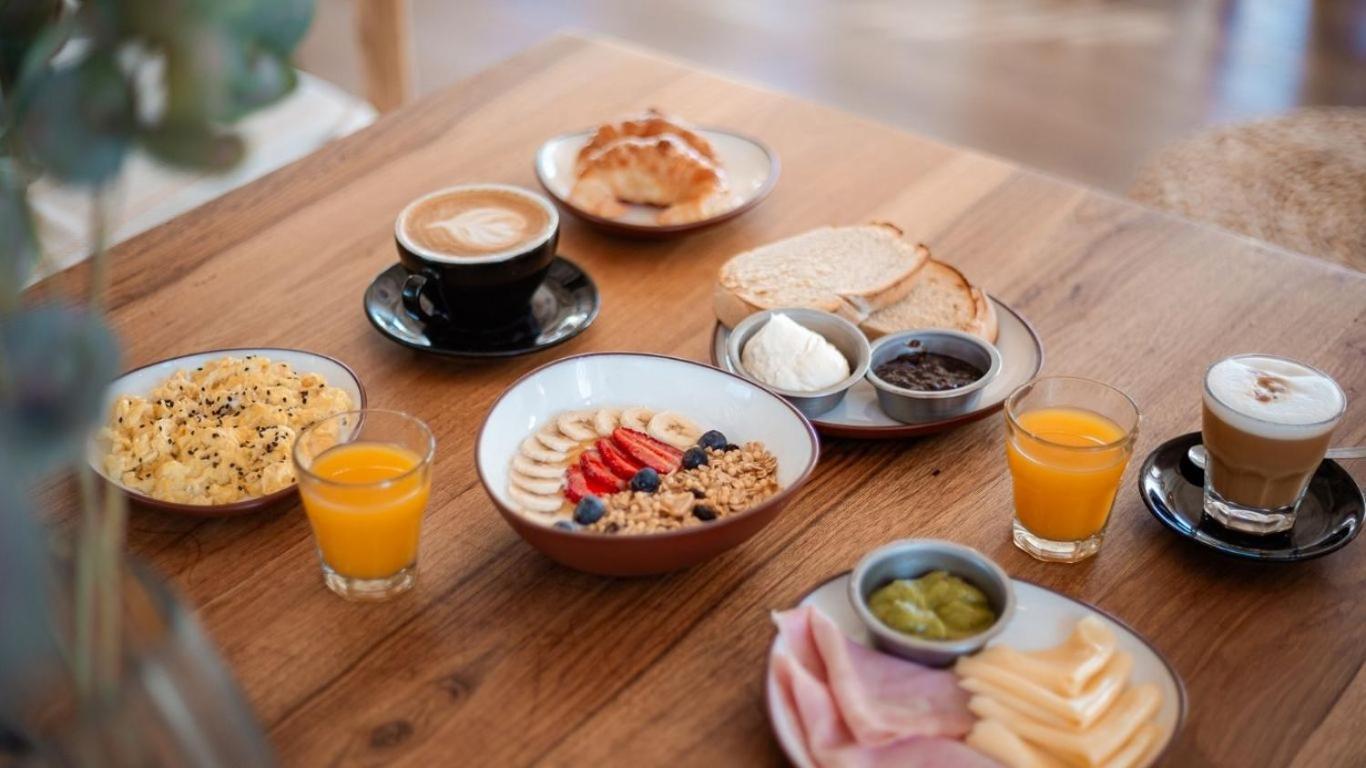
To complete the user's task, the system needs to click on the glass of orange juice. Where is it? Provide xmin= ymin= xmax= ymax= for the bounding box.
xmin=1004 ymin=377 xmax=1139 ymax=563
xmin=293 ymin=409 xmax=435 ymax=600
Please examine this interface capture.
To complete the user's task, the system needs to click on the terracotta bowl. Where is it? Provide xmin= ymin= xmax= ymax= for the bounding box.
xmin=477 ymin=353 xmax=820 ymax=575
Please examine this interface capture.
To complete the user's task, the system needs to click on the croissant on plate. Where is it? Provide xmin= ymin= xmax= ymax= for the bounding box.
xmin=569 ymin=110 xmax=737 ymax=225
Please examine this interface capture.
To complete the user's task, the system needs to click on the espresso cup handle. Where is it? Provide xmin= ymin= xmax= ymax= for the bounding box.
xmin=400 ymin=270 xmax=450 ymax=325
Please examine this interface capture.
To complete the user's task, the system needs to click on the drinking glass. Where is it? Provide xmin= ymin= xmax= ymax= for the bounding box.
xmin=293 ymin=409 xmax=435 ymax=600
xmin=1004 ymin=377 xmax=1140 ymax=563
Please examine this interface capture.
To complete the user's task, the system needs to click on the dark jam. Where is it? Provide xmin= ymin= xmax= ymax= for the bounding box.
xmin=875 ymin=344 xmax=984 ymax=392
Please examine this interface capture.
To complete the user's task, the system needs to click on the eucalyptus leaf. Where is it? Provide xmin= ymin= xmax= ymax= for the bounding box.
xmin=215 ymin=0 xmax=314 ymax=56
xmin=0 ymin=0 xmax=63 ymax=91
xmin=0 ymin=459 xmax=58 ymax=724
xmin=16 ymin=53 xmax=133 ymax=184
xmin=139 ymin=120 xmax=244 ymax=171
xmin=0 ymin=159 xmax=37 ymax=303
xmin=223 ymin=46 xmax=296 ymax=119
xmin=0 ymin=306 xmax=119 ymax=480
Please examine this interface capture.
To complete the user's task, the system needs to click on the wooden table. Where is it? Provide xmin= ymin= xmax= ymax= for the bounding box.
xmin=37 ymin=34 xmax=1365 ymax=767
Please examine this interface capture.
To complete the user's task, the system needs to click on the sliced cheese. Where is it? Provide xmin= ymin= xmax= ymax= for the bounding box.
xmin=958 ymin=616 xmax=1117 ymax=697
xmin=969 ymin=684 xmax=1161 ymax=768
xmin=959 ymin=651 xmax=1134 ymax=729
xmin=966 ymin=719 xmax=1072 ymax=768
xmin=1108 ymin=723 xmax=1163 ymax=768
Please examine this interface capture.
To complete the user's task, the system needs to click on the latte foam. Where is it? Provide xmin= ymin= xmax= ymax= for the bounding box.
xmin=1204 ymin=355 xmax=1344 ymax=439
xmin=399 ymin=186 xmax=554 ymax=262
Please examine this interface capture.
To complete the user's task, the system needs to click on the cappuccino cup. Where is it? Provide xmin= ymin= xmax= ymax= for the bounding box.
xmin=394 ymin=184 xmax=559 ymax=328
xmin=1201 ymin=354 xmax=1346 ymax=534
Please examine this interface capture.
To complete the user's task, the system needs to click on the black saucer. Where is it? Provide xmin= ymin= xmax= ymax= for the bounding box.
xmin=364 ymin=257 xmax=598 ymax=358
xmin=1138 ymin=432 xmax=1363 ymax=562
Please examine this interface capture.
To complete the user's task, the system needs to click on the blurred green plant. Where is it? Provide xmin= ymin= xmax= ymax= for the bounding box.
xmin=0 ymin=0 xmax=314 ymax=760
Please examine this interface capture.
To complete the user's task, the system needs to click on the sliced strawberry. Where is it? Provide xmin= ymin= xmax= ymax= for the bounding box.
xmin=597 ymin=438 xmax=642 ymax=480
xmin=564 ymin=466 xmax=592 ymax=503
xmin=580 ymin=450 xmax=625 ymax=492
xmin=611 ymin=427 xmax=683 ymax=474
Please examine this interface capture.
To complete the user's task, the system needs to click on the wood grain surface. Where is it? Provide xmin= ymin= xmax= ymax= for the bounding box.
xmin=32 ymin=34 xmax=1366 ymax=767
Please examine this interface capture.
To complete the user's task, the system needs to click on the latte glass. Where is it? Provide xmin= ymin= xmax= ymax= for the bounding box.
xmin=1004 ymin=378 xmax=1140 ymax=563
xmin=1201 ymin=354 xmax=1345 ymax=534
xmin=294 ymin=410 xmax=436 ymax=601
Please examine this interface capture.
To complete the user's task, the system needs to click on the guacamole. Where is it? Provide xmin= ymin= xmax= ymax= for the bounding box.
xmin=867 ymin=570 xmax=996 ymax=640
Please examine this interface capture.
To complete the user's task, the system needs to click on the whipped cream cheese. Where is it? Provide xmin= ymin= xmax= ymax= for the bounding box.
xmin=741 ymin=314 xmax=850 ymax=392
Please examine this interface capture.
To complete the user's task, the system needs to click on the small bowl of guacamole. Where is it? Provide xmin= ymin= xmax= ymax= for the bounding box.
xmin=849 ymin=539 xmax=1015 ymax=667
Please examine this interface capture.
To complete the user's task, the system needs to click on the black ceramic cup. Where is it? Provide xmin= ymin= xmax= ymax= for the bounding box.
xmin=394 ymin=184 xmax=559 ymax=329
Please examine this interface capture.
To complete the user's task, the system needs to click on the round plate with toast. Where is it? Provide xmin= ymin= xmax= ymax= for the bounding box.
xmin=535 ymin=126 xmax=778 ymax=238
xmin=711 ymin=296 xmax=1042 ymax=438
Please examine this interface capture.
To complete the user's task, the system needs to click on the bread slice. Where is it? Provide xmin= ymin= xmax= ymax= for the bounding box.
xmin=714 ymin=223 xmax=929 ymax=328
xmin=860 ymin=259 xmax=998 ymax=343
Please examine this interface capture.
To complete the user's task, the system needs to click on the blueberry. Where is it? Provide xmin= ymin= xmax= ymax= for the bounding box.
xmin=681 ymin=447 xmax=709 ymax=470
xmin=692 ymin=505 xmax=717 ymax=522
xmin=573 ymin=496 xmax=605 ymax=525
xmin=698 ymin=430 xmax=727 ymax=451
xmin=630 ymin=467 xmax=660 ymax=493
xmin=553 ymin=519 xmax=578 ymax=531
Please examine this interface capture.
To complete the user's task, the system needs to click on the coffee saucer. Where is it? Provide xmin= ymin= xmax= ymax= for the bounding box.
xmin=1138 ymin=432 xmax=1363 ymax=562
xmin=364 ymin=257 xmax=598 ymax=358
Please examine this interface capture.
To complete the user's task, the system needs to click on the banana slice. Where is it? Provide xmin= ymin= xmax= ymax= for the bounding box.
xmin=512 ymin=454 xmax=566 ymax=478
xmin=509 ymin=470 xmax=564 ymax=496
xmin=507 ymin=484 xmax=563 ymax=514
xmin=647 ymin=411 xmax=703 ymax=450
xmin=556 ymin=410 xmax=598 ymax=442
xmin=520 ymin=436 xmax=567 ymax=464
xmin=620 ymin=406 xmax=653 ymax=432
xmin=593 ymin=408 xmax=620 ymax=437
xmin=536 ymin=428 xmax=578 ymax=453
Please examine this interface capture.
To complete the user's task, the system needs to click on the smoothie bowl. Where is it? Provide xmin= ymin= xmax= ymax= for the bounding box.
xmin=476 ymin=353 xmax=820 ymax=575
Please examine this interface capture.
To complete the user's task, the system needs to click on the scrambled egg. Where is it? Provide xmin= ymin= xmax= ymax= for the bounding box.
xmin=102 ymin=355 xmax=353 ymax=504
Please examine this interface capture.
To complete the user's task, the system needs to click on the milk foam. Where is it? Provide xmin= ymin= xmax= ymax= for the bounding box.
xmin=429 ymin=207 xmax=526 ymax=251
xmin=1205 ymin=356 xmax=1344 ymax=439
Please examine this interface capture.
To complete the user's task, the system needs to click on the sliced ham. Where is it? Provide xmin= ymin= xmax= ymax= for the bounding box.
xmin=770 ymin=605 xmax=999 ymax=768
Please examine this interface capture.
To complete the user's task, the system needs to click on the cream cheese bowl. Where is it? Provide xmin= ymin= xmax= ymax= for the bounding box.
xmin=725 ymin=308 xmax=871 ymax=418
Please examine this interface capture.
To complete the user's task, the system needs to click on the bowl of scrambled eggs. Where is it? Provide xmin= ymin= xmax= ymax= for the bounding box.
xmin=90 ymin=348 xmax=365 ymax=516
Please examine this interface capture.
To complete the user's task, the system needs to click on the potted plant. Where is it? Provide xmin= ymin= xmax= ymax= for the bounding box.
xmin=1 ymin=1 xmax=314 ymax=763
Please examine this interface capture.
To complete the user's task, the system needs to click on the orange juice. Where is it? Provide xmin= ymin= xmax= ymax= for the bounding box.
xmin=299 ymin=442 xmax=430 ymax=580
xmin=1006 ymin=407 xmax=1132 ymax=541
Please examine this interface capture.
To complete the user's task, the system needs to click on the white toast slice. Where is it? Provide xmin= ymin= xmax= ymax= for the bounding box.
xmin=713 ymin=223 xmax=929 ymax=328
xmin=860 ymin=258 xmax=998 ymax=343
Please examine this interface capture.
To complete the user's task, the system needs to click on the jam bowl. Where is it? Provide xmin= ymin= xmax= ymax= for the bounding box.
xmin=865 ymin=329 xmax=1001 ymax=424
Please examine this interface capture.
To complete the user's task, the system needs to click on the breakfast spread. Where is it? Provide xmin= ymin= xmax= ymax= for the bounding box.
xmin=507 ymin=405 xmax=779 ymax=533
xmin=867 ymin=571 xmax=997 ymax=641
xmin=569 ymin=109 xmax=738 ymax=225
xmin=740 ymin=313 xmax=851 ymax=392
xmin=714 ymin=223 xmax=997 ymax=342
xmin=874 ymin=340 xmax=986 ymax=391
xmin=959 ymin=617 xmax=1163 ymax=768
xmin=102 ymin=355 xmax=353 ymax=504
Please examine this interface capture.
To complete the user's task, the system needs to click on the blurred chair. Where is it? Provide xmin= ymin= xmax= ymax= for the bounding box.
xmin=1130 ymin=108 xmax=1366 ymax=272
xmin=27 ymin=0 xmax=416 ymax=285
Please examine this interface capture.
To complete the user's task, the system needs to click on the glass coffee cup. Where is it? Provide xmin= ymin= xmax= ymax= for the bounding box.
xmin=394 ymin=184 xmax=559 ymax=329
xmin=1201 ymin=354 xmax=1346 ymax=534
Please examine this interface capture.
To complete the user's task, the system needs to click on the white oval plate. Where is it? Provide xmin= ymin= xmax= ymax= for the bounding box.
xmin=712 ymin=296 xmax=1044 ymax=439
xmin=766 ymin=572 xmax=1186 ymax=768
xmin=88 ymin=347 xmax=366 ymax=517
xmin=534 ymin=128 xmax=778 ymax=236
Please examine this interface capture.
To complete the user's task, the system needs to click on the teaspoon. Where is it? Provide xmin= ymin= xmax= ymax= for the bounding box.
xmin=1187 ymin=444 xmax=1366 ymax=470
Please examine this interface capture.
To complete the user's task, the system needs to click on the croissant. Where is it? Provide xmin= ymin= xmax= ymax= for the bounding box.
xmin=570 ymin=134 xmax=733 ymax=224
xmin=575 ymin=109 xmax=718 ymax=174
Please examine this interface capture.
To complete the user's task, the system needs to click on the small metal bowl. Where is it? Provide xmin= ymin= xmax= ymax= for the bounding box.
xmin=726 ymin=308 xmax=871 ymax=418
xmin=849 ymin=539 xmax=1016 ymax=667
xmin=865 ymin=329 xmax=1001 ymax=424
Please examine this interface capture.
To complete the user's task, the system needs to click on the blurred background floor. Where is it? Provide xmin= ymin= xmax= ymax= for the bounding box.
xmin=295 ymin=0 xmax=1366 ymax=195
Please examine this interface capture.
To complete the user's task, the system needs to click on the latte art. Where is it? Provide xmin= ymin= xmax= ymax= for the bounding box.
xmin=430 ymin=207 xmax=527 ymax=251
xmin=401 ymin=186 xmax=553 ymax=260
